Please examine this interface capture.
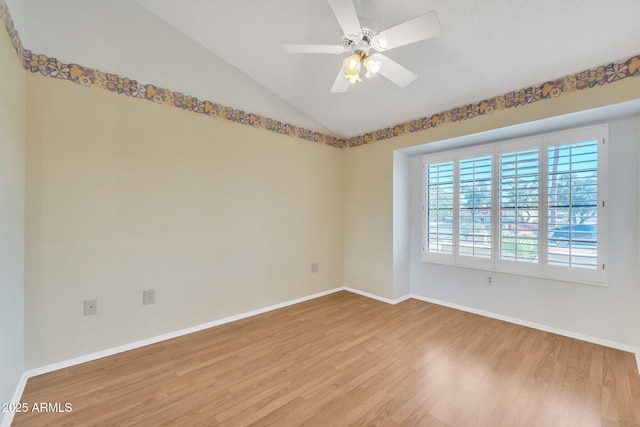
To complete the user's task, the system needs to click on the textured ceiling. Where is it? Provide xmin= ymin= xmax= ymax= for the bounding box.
xmin=25 ymin=0 xmax=640 ymax=138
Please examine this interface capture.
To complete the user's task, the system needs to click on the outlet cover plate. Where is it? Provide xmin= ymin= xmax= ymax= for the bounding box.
xmin=84 ymin=299 xmax=97 ymax=316
xmin=143 ymin=289 xmax=155 ymax=305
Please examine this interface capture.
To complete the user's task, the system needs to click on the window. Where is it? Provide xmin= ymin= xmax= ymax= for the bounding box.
xmin=425 ymin=154 xmax=454 ymax=263
xmin=497 ymin=142 xmax=540 ymax=276
xmin=422 ymin=124 xmax=608 ymax=285
xmin=459 ymin=155 xmax=492 ymax=258
xmin=457 ymin=150 xmax=493 ymax=269
xmin=499 ymin=148 xmax=539 ymax=263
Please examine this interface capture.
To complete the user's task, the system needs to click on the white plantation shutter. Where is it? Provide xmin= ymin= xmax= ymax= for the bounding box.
xmin=499 ymin=149 xmax=539 ymax=261
xmin=458 ymin=155 xmax=492 ymax=260
xmin=544 ymin=129 xmax=606 ymax=283
xmin=547 ymin=140 xmax=598 ymax=268
xmin=421 ymin=124 xmax=607 ymax=285
xmin=423 ymin=158 xmax=455 ymax=261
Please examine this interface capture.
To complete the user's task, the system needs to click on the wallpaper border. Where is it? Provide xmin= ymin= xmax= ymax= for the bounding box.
xmin=0 ymin=0 xmax=22 ymax=60
xmin=2 ymin=0 xmax=640 ymax=150
xmin=345 ymin=55 xmax=640 ymax=147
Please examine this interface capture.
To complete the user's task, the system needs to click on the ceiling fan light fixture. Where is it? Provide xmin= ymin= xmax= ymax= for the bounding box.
xmin=363 ymin=55 xmax=382 ymax=78
xmin=343 ymin=53 xmax=361 ymax=73
xmin=345 ymin=72 xmax=362 ymax=84
xmin=343 ymin=52 xmax=363 ymax=83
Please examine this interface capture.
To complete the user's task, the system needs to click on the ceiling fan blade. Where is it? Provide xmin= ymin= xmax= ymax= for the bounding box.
xmin=327 ymin=0 xmax=362 ymax=40
xmin=330 ymin=67 xmax=350 ymax=93
xmin=374 ymin=11 xmax=440 ymax=51
xmin=283 ymin=44 xmax=346 ymax=54
xmin=373 ymin=54 xmax=417 ymax=87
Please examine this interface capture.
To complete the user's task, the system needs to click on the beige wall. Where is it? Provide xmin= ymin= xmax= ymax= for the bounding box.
xmin=25 ymin=74 xmax=344 ymax=369
xmin=0 ymin=18 xmax=25 ymax=416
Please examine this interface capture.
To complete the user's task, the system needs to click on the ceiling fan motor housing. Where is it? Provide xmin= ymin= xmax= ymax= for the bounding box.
xmin=341 ymin=27 xmax=378 ymax=54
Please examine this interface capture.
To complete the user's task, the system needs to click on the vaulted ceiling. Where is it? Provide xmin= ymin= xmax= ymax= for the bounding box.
xmin=21 ymin=0 xmax=640 ymax=138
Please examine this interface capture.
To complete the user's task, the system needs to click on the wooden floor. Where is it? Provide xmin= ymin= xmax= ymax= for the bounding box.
xmin=13 ymin=291 xmax=640 ymax=426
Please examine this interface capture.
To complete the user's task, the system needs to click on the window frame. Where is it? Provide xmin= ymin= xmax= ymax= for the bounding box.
xmin=421 ymin=123 xmax=609 ymax=286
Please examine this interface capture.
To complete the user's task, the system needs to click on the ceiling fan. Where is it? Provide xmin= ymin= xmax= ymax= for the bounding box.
xmin=283 ymin=0 xmax=440 ymax=93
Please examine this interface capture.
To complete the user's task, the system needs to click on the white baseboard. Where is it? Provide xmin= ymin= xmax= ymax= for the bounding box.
xmin=343 ymin=287 xmax=410 ymax=305
xmin=25 ymin=287 xmax=344 ymax=378
xmin=393 ymin=294 xmax=412 ymax=304
xmin=410 ymin=293 xmax=640 ymax=372
xmin=0 ymin=372 xmax=28 ymax=427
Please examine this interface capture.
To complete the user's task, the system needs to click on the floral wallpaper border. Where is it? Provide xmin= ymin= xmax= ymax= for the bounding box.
xmin=22 ymin=49 xmax=344 ymax=147
xmin=345 ymin=55 xmax=640 ymax=147
xmin=0 ymin=0 xmax=22 ymax=60
xmin=2 ymin=0 xmax=640 ymax=150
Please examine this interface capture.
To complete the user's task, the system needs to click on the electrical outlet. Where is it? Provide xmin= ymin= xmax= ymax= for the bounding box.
xmin=310 ymin=263 xmax=319 ymax=273
xmin=84 ymin=299 xmax=97 ymax=316
xmin=487 ymin=276 xmax=493 ymax=285
xmin=143 ymin=289 xmax=155 ymax=305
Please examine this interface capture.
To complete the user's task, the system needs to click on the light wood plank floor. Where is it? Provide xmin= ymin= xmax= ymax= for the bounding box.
xmin=13 ymin=291 xmax=640 ymax=426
